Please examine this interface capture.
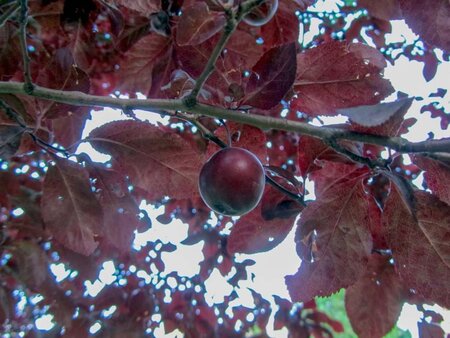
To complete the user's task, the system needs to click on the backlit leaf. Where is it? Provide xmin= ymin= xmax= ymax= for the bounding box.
xmin=207 ymin=122 xmax=268 ymax=164
xmin=345 ymin=254 xmax=405 ymax=338
xmin=286 ymin=162 xmax=372 ymax=302
xmin=383 ymin=188 xmax=450 ymax=307
xmin=42 ymin=157 xmax=103 ymax=255
xmin=413 ymin=155 xmax=450 ymax=205
xmin=398 ymin=0 xmax=450 ymax=51
xmin=89 ymin=164 xmax=147 ymax=252
xmin=118 ymin=34 xmax=175 ymax=98
xmin=358 ymin=0 xmax=401 ymax=20
xmin=89 ymin=121 xmax=203 ymax=201
xmin=293 ymin=41 xmax=394 ymax=116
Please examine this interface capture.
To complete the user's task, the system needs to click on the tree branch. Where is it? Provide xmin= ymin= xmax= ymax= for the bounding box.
xmin=185 ymin=0 xmax=264 ymax=104
xmin=18 ymin=0 xmax=33 ymax=93
xmin=0 ymin=1 xmax=20 ymax=28
xmin=0 ymin=81 xmax=449 ymax=154
xmin=325 ymin=138 xmax=390 ymax=169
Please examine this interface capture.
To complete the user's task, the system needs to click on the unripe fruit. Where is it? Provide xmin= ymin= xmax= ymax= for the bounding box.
xmin=199 ymin=147 xmax=265 ymax=216
xmin=243 ymin=0 xmax=279 ymax=27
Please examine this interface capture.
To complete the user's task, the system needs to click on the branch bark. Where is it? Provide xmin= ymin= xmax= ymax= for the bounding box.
xmin=18 ymin=0 xmax=33 ymax=93
xmin=0 ymin=81 xmax=449 ymax=154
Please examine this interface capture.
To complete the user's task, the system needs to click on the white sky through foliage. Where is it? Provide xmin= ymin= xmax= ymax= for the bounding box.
xmin=38 ymin=0 xmax=450 ymax=336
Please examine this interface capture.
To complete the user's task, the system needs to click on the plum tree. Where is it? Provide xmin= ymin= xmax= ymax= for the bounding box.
xmin=198 ymin=147 xmax=266 ymax=216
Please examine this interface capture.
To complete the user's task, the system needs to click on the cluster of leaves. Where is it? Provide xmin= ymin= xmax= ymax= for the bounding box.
xmin=0 ymin=0 xmax=449 ymax=337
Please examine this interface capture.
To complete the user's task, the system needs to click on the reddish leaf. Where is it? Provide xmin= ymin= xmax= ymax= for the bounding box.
xmin=260 ymin=183 xmax=303 ymax=221
xmin=0 ymin=123 xmax=24 ymax=160
xmin=56 ymin=244 xmax=101 ymax=281
xmin=177 ymin=28 xmax=264 ymax=104
xmin=286 ymin=162 xmax=372 ymax=302
xmin=293 ymin=41 xmax=394 ymax=116
xmin=115 ymin=0 xmax=160 ymax=16
xmin=420 ymin=103 xmax=449 ymax=130
xmin=243 ymin=43 xmax=296 ymax=109
xmin=176 ymin=3 xmax=226 ymax=46
xmin=118 ymin=34 xmax=175 ymax=98
xmin=227 ymin=187 xmax=297 ymax=254
xmin=345 ymin=254 xmax=405 ymax=338
xmin=297 ymin=136 xmax=330 ymax=177
xmin=41 ymin=157 xmax=103 ymax=255
xmin=259 ymin=0 xmax=300 ymax=47
xmin=0 ymin=23 xmax=21 ymax=81
xmin=207 ymin=122 xmax=268 ymax=164
xmin=0 ymin=287 xmax=13 ymax=324
xmin=338 ymin=98 xmax=413 ymax=128
xmin=88 ymin=121 xmax=203 ymax=201
xmin=50 ymin=112 xmax=89 ymax=149
xmin=90 ymin=165 xmax=146 ymax=252
xmin=10 ymin=241 xmax=49 ymax=291
xmin=383 ymin=188 xmax=450 ymax=307
xmin=297 ymin=135 xmax=352 ymax=177
xmin=64 ymin=24 xmax=94 ymax=73
xmin=418 ymin=321 xmax=446 ymax=338
xmin=293 ymin=0 xmax=317 ymax=11
xmin=35 ymin=48 xmax=91 ymax=119
xmin=358 ymin=0 xmax=402 ymax=20
xmin=413 ymin=155 xmax=450 ymax=205
xmin=422 ymin=52 xmax=439 ymax=82
xmin=399 ymin=0 xmax=450 ymax=51
xmin=161 ymin=69 xmax=198 ymax=99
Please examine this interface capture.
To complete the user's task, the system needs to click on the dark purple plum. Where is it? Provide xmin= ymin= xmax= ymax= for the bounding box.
xmin=199 ymin=147 xmax=265 ymax=216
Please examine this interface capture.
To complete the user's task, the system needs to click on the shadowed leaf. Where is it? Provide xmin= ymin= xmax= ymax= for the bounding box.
xmin=228 ymin=187 xmax=297 ymax=254
xmin=42 ymin=157 xmax=103 ymax=255
xmin=243 ymin=43 xmax=296 ymax=109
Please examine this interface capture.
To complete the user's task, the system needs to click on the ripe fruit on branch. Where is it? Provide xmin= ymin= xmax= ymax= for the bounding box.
xmin=199 ymin=147 xmax=265 ymax=216
xmin=243 ymin=0 xmax=279 ymax=27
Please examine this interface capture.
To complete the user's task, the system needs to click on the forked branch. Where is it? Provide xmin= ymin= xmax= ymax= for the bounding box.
xmin=185 ymin=0 xmax=264 ymax=104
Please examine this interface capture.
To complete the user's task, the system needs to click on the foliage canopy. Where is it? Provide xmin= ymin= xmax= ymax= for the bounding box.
xmin=0 ymin=0 xmax=449 ymax=337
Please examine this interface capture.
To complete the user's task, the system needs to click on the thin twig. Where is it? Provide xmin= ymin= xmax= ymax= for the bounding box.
xmin=0 ymin=81 xmax=449 ymax=154
xmin=0 ymin=2 xmax=20 ymax=28
xmin=185 ymin=0 xmax=264 ymax=105
xmin=19 ymin=0 xmax=33 ymax=93
xmin=325 ymin=138 xmax=390 ymax=169
xmin=0 ymin=99 xmax=27 ymax=127
xmin=0 ymin=98 xmax=69 ymax=156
